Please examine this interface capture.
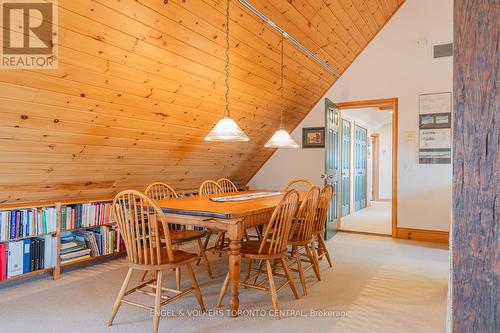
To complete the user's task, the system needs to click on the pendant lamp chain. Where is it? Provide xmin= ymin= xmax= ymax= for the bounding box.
xmin=224 ymin=0 xmax=231 ymax=118
xmin=280 ymin=35 xmax=284 ymax=128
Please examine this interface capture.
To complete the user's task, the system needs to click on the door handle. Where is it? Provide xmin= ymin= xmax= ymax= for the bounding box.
xmin=321 ymin=174 xmax=326 ymax=179
xmin=327 ymin=175 xmax=333 ymax=179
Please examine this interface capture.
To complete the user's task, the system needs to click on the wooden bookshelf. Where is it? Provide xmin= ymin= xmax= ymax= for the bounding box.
xmin=0 ymin=267 xmax=55 ymax=283
xmin=61 ymin=222 xmax=116 ymax=232
xmin=61 ymin=251 xmax=125 ymax=268
xmin=1 ymin=232 xmax=57 ymax=242
xmin=0 ymin=200 xmax=124 ymax=285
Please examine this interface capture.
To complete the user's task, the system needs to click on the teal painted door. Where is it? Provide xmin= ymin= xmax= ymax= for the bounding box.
xmin=354 ymin=125 xmax=367 ymax=211
xmin=341 ymin=119 xmax=351 ymax=217
xmin=324 ymin=98 xmax=340 ymax=239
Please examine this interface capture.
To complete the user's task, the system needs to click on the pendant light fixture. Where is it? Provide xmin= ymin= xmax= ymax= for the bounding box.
xmin=205 ymin=0 xmax=249 ymax=142
xmin=264 ymin=35 xmax=298 ymax=148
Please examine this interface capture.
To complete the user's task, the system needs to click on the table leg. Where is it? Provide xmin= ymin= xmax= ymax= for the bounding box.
xmin=227 ymin=222 xmax=243 ymax=317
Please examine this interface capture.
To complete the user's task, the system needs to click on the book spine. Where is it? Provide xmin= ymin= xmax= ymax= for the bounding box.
xmin=9 ymin=210 xmax=16 ymax=240
xmin=33 ymin=238 xmax=39 ymax=271
xmin=0 ymin=243 xmax=6 ymax=280
xmin=39 ymin=238 xmax=45 ymax=269
xmin=30 ymin=238 xmax=35 ymax=272
xmin=22 ymin=238 xmax=31 ymax=273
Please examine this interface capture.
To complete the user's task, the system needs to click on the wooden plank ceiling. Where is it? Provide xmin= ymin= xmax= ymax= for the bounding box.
xmin=0 ymin=0 xmax=404 ymax=203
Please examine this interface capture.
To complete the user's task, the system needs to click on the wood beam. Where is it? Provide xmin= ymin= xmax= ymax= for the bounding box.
xmin=452 ymin=0 xmax=499 ymax=331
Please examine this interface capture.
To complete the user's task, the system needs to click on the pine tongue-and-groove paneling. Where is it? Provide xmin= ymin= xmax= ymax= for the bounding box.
xmin=0 ymin=0 xmax=403 ymax=204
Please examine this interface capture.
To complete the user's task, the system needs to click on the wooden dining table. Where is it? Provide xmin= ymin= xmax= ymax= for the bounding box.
xmin=154 ymin=190 xmax=290 ymax=317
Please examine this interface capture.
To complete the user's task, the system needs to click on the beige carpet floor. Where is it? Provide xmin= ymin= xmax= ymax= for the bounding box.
xmin=340 ymin=201 xmax=392 ymax=235
xmin=0 ymin=232 xmax=448 ymax=333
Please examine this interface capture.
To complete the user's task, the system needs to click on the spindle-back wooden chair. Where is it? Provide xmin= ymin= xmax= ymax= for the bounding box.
xmin=284 ymin=178 xmax=315 ymax=192
xmin=286 ymin=185 xmax=321 ymax=295
xmin=216 ymin=178 xmax=238 ymax=193
xmin=108 ymin=190 xmax=205 ymax=333
xmin=216 ymin=190 xmax=301 ymax=319
xmin=145 ymin=182 xmax=213 ymax=285
xmin=197 ymin=180 xmax=230 ymax=257
xmin=312 ymin=184 xmax=334 ymax=268
xmin=145 ymin=182 xmax=178 ymax=201
xmin=217 ymin=177 xmax=260 ymax=241
xmin=199 ymin=180 xmax=224 ymax=196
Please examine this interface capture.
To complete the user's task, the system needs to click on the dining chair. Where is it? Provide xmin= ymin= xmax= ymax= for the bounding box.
xmin=216 ymin=178 xmax=238 ymax=193
xmin=198 ymin=180 xmax=228 ymax=257
xmin=199 ymin=180 xmax=224 ymax=196
xmin=217 ymin=177 xmax=258 ymax=241
xmin=286 ymin=185 xmax=321 ymax=296
xmin=108 ymin=190 xmax=205 ymax=333
xmin=311 ymin=184 xmax=334 ymax=268
xmin=145 ymin=182 xmax=213 ymax=284
xmin=216 ymin=190 xmax=301 ymax=319
xmin=284 ymin=178 xmax=315 ymax=192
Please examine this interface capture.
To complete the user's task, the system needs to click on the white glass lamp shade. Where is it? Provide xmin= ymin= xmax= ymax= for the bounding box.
xmin=204 ymin=117 xmax=249 ymax=142
xmin=264 ymin=129 xmax=299 ymax=148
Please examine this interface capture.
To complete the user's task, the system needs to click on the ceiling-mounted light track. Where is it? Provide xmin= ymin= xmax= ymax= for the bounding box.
xmin=238 ymin=0 xmax=340 ymax=78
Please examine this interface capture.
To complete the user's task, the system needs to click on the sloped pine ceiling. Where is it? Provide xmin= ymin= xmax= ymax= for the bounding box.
xmin=0 ymin=0 xmax=404 ymax=203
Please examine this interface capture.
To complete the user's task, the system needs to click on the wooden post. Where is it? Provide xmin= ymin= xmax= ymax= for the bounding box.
xmin=452 ymin=0 xmax=499 ymax=332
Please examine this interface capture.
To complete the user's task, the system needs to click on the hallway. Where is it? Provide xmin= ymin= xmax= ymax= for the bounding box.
xmin=340 ymin=201 xmax=392 ymax=235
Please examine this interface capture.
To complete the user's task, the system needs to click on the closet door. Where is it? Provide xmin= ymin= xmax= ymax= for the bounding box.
xmin=354 ymin=125 xmax=367 ymax=211
xmin=340 ymin=119 xmax=351 ymax=217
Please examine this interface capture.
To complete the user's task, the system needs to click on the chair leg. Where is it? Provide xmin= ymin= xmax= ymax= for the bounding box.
xmin=217 ymin=232 xmax=225 ymax=257
xmin=280 ymin=258 xmax=299 ymax=299
xmin=197 ymin=231 xmax=212 ymax=266
xmin=186 ymin=263 xmax=206 ymax=312
xmin=153 ymin=270 xmax=163 ymax=333
xmin=175 ymin=268 xmax=181 ymax=290
xmin=294 ymin=245 xmax=307 ymax=296
xmin=319 ymin=235 xmax=333 ymax=268
xmin=255 ymin=226 xmax=262 ymax=240
xmin=265 ymin=260 xmax=280 ymax=320
xmin=305 ymin=242 xmax=321 ymax=281
xmin=198 ymin=238 xmax=213 ymax=278
xmin=243 ymin=259 xmax=253 ymax=284
xmin=216 ymin=272 xmax=230 ymax=308
xmin=252 ymin=259 xmax=264 ymax=285
xmin=108 ymin=267 xmax=134 ymax=326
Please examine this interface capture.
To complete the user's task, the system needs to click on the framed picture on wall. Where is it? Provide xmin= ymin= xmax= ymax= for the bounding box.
xmin=302 ymin=127 xmax=325 ymax=148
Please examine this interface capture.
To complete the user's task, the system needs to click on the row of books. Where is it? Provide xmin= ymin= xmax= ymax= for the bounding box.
xmin=0 ymin=235 xmax=56 ymax=280
xmin=60 ymin=226 xmax=123 ymax=264
xmin=0 ymin=208 xmax=57 ymax=241
xmin=60 ymin=202 xmax=113 ymax=230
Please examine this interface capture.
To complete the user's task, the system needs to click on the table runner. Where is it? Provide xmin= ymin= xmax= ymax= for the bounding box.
xmin=210 ymin=192 xmax=283 ymax=202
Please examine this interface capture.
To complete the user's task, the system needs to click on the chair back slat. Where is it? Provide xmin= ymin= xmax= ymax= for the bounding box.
xmin=284 ymin=178 xmax=315 ymax=192
xmin=113 ymin=190 xmax=173 ymax=266
xmin=313 ymin=184 xmax=334 ymax=233
xmin=292 ymin=186 xmax=320 ymax=242
xmin=145 ymin=182 xmax=178 ymax=201
xmin=199 ymin=180 xmax=224 ymax=196
xmin=259 ymin=190 xmax=300 ymax=255
xmin=216 ymin=178 xmax=238 ymax=193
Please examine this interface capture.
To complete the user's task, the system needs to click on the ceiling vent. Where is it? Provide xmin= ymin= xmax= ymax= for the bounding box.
xmin=433 ymin=43 xmax=453 ymax=58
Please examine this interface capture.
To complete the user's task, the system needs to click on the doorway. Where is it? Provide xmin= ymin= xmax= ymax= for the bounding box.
xmin=325 ymin=98 xmax=398 ymax=237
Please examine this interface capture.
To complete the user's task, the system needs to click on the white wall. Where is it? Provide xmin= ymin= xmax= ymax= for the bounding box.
xmin=249 ymin=0 xmax=453 ymax=232
xmin=375 ymin=122 xmax=393 ymax=199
